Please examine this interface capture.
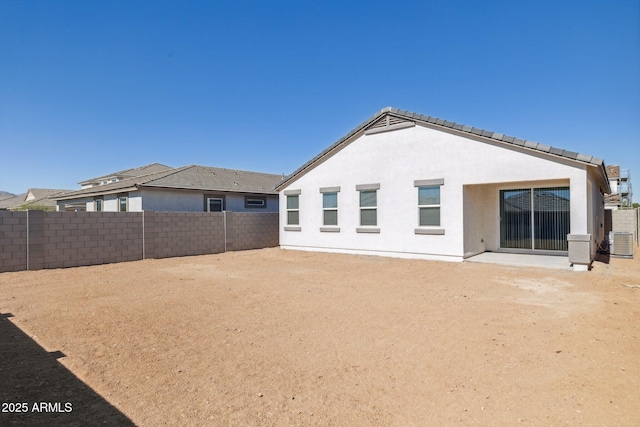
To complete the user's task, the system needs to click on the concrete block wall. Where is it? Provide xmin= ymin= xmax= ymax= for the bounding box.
xmin=0 ymin=211 xmax=279 ymax=272
xmin=41 ymin=212 xmax=144 ymax=269
xmin=226 ymin=212 xmax=279 ymax=251
xmin=144 ymin=212 xmax=225 ymax=259
xmin=0 ymin=211 xmax=28 ymax=272
xmin=611 ymin=209 xmax=639 ymax=246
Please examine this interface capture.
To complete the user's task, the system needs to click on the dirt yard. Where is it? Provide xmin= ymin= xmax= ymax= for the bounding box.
xmin=0 ymin=248 xmax=638 ymax=426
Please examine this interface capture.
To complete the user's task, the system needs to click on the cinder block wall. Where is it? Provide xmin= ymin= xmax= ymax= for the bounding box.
xmin=611 ymin=209 xmax=639 ymax=246
xmin=40 ymin=212 xmax=144 ymax=269
xmin=0 ymin=211 xmax=279 ymax=272
xmin=0 ymin=211 xmax=28 ymax=272
xmin=226 ymin=212 xmax=279 ymax=251
xmin=144 ymin=212 xmax=225 ymax=259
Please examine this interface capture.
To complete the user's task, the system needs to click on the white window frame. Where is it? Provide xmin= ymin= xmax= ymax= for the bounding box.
xmin=356 ymin=184 xmax=380 ymax=233
xmin=322 ymin=193 xmax=338 ymax=226
xmin=244 ymin=196 xmax=266 ymax=209
xmin=414 ymin=179 xmax=445 ymax=235
xmin=284 ymin=190 xmax=301 ymax=229
xmin=207 ymin=197 xmax=224 ymax=212
xmin=118 ymin=195 xmax=128 ymax=212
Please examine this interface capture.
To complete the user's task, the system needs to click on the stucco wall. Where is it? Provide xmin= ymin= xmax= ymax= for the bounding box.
xmin=62 ymin=188 xmax=279 ymax=213
xmin=141 ymin=188 xmax=279 ymax=213
xmin=279 ymin=123 xmax=597 ymax=261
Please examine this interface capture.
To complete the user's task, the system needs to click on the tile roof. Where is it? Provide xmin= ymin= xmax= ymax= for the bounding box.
xmin=276 ymin=107 xmax=610 ymax=192
xmin=142 ymin=165 xmax=284 ymax=194
xmin=0 ymin=193 xmax=26 ymax=209
xmin=606 ymin=165 xmax=620 ymax=179
xmin=5 ymin=189 xmax=72 ymax=210
xmin=55 ymin=165 xmax=284 ymax=200
xmin=78 ymin=163 xmax=173 ymax=185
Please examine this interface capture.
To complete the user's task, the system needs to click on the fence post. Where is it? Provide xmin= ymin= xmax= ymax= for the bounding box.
xmin=26 ymin=210 xmax=29 ymax=271
xmin=223 ymin=211 xmax=227 ymax=253
xmin=142 ymin=210 xmax=145 ymax=259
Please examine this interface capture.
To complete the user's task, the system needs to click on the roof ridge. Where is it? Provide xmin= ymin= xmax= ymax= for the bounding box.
xmin=186 ymin=164 xmax=283 ymax=177
xmin=79 ymin=162 xmax=174 ymax=184
xmin=136 ymin=165 xmax=193 ymax=185
xmin=275 ymin=107 xmax=609 ymax=192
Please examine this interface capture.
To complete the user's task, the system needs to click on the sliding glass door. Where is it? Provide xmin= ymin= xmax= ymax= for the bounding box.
xmin=500 ymin=187 xmax=570 ymax=251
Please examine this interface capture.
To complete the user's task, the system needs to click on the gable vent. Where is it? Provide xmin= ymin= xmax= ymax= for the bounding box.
xmin=365 ymin=114 xmax=415 ymax=135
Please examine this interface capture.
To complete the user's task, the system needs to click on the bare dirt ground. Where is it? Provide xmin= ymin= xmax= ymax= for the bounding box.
xmin=1 ymin=248 xmax=639 ymax=426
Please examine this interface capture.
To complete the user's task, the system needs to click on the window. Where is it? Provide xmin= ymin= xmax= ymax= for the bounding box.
xmin=418 ymin=186 xmax=440 ymax=226
xmin=359 ymin=190 xmax=377 ymax=226
xmin=245 ymin=196 xmax=266 ymax=209
xmin=207 ymin=197 xmax=224 ymax=212
xmin=414 ymin=179 xmax=444 ymax=235
xmin=94 ymin=198 xmax=103 ymax=212
xmin=118 ymin=195 xmax=127 ymax=212
xmin=286 ymin=195 xmax=299 ymax=225
xmin=322 ymin=192 xmax=338 ymax=226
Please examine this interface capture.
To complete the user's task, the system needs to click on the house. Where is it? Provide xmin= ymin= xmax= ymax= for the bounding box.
xmin=275 ymin=107 xmax=611 ymax=270
xmin=5 ymin=189 xmax=72 ymax=211
xmin=0 ymin=192 xmax=25 ymax=210
xmin=54 ymin=164 xmax=283 ymax=213
xmin=604 ymin=165 xmax=632 ymax=210
xmin=77 ymin=162 xmax=174 ymax=189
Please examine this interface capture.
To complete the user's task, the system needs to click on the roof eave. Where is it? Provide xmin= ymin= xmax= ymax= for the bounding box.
xmin=53 ymin=186 xmax=140 ymax=200
xmin=139 ymin=184 xmax=278 ymax=195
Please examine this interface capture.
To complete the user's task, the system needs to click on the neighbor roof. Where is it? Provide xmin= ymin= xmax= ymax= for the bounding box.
xmin=79 ymin=163 xmax=174 ymax=185
xmin=9 ymin=188 xmax=72 ymax=210
xmin=276 ymin=107 xmax=611 ymax=193
xmin=0 ymin=193 xmax=26 ymax=210
xmin=55 ymin=165 xmax=284 ymax=200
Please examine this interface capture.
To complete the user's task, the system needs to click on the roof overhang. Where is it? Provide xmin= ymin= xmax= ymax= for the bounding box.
xmin=53 ymin=186 xmax=139 ymax=201
xmin=139 ymin=184 xmax=278 ymax=195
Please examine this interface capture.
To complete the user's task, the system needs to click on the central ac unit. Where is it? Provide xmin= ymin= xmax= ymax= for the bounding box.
xmin=610 ymin=232 xmax=634 ymax=258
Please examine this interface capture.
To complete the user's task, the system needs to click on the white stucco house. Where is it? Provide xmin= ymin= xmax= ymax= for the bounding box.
xmin=276 ymin=107 xmax=611 ymax=270
xmin=55 ymin=163 xmax=283 ymax=213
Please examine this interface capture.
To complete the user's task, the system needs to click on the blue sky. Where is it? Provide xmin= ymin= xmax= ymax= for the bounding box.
xmin=1 ymin=0 xmax=638 ymax=196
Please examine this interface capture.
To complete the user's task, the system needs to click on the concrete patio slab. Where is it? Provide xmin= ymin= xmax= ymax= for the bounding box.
xmin=465 ymin=252 xmax=571 ymax=270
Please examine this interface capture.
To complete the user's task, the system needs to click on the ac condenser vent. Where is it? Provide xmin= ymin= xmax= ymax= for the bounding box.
xmin=610 ymin=232 xmax=633 ymax=258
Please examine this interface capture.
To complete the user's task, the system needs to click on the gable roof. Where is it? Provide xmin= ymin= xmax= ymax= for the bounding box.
xmin=275 ymin=107 xmax=611 ymax=193
xmin=141 ymin=165 xmax=283 ymax=193
xmin=8 ymin=188 xmax=72 ymax=210
xmin=78 ymin=163 xmax=174 ymax=185
xmin=55 ymin=165 xmax=284 ymax=200
xmin=0 ymin=193 xmax=26 ymax=210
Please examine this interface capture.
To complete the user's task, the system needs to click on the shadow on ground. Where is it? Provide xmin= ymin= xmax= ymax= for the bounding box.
xmin=0 ymin=313 xmax=134 ymax=426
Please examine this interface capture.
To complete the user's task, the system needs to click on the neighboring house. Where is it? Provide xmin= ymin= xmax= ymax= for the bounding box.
xmin=78 ymin=163 xmax=174 ymax=189
xmin=6 ymin=189 xmax=72 ymax=211
xmin=54 ymin=164 xmax=283 ymax=213
xmin=0 ymin=192 xmax=25 ymax=210
xmin=276 ymin=107 xmax=611 ymax=270
xmin=604 ymin=165 xmax=632 ymax=210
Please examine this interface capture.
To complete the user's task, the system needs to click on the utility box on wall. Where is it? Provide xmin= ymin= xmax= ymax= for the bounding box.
xmin=567 ymin=234 xmax=592 ymax=271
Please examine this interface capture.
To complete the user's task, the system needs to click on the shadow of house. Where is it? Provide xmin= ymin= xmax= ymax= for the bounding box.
xmin=0 ymin=313 xmax=134 ymax=426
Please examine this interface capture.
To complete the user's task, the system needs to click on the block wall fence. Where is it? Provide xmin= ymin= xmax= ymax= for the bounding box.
xmin=0 ymin=211 xmax=279 ymax=273
xmin=610 ymin=208 xmax=639 ymax=247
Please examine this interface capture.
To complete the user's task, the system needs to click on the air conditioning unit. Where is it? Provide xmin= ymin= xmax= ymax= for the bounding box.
xmin=609 ymin=232 xmax=634 ymax=258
